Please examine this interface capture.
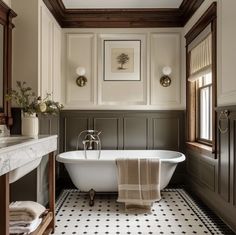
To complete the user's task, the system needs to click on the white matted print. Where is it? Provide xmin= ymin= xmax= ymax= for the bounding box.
xmin=104 ymin=40 xmax=141 ymax=81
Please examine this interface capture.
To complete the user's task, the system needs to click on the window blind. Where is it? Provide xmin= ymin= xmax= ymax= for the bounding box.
xmin=188 ymin=33 xmax=212 ymax=82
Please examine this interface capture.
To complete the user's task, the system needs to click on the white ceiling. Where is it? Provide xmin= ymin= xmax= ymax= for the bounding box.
xmin=62 ymin=0 xmax=183 ymax=9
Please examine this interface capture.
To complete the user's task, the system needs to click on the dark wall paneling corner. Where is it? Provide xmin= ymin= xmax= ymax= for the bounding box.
xmin=187 ymin=106 xmax=236 ymax=233
xmin=59 ymin=110 xmax=186 ymax=186
xmin=42 ymin=0 xmax=204 ymax=28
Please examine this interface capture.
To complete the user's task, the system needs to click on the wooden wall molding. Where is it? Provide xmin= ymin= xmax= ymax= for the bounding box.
xmin=185 ymin=2 xmax=217 ymax=45
xmin=179 ymin=0 xmax=205 ymax=25
xmin=185 ymin=2 xmax=217 ymax=154
xmin=60 ymin=110 xmax=185 ymax=152
xmin=43 ymin=0 xmax=204 ymax=28
xmin=187 ymin=106 xmax=236 ymax=232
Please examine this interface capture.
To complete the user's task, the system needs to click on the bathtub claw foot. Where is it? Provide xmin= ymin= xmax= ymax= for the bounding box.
xmin=89 ymin=189 xmax=96 ymax=206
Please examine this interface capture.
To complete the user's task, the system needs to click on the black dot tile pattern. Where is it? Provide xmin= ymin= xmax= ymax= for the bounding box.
xmin=53 ymin=188 xmax=235 ymax=235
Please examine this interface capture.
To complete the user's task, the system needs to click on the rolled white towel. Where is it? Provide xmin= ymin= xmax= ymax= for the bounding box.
xmin=9 ymin=217 xmax=42 ymax=234
xmin=10 ymin=201 xmax=46 ymax=222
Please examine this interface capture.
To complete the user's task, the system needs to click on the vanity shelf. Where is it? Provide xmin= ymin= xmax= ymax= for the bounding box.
xmin=0 ymin=135 xmax=57 ymax=235
xmin=31 ymin=212 xmax=53 ymax=235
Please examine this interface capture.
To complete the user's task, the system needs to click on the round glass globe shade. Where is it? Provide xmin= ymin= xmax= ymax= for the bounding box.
xmin=76 ymin=67 xmax=86 ymax=76
xmin=162 ymin=66 xmax=172 ymax=76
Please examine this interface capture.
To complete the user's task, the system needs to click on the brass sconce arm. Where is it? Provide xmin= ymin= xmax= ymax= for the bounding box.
xmin=75 ymin=67 xmax=87 ymax=87
xmin=160 ymin=66 xmax=172 ymax=87
xmin=76 ymin=76 xmax=87 ymax=87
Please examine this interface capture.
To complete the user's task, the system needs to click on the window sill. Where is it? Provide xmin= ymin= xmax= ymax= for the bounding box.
xmin=186 ymin=142 xmax=215 ymax=158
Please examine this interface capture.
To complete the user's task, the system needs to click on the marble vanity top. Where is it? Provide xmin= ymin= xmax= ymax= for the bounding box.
xmin=0 ymin=135 xmax=57 ymax=177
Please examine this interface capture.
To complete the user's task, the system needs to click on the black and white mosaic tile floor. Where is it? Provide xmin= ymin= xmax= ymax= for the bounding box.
xmin=54 ymin=189 xmax=235 ymax=235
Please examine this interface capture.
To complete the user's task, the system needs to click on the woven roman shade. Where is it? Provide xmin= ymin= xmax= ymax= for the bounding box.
xmin=188 ymin=33 xmax=212 ymax=82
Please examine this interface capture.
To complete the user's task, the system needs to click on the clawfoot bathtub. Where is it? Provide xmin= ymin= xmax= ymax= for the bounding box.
xmin=57 ymin=150 xmax=185 ymax=205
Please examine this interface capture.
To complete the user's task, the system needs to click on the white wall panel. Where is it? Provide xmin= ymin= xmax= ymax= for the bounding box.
xmin=218 ymin=0 xmax=236 ymax=106
xmin=183 ymin=0 xmax=236 ymax=106
xmin=40 ymin=6 xmax=53 ymax=98
xmin=98 ymin=34 xmax=147 ymax=105
xmin=62 ymin=28 xmax=184 ymax=110
xmin=151 ymin=33 xmax=181 ymax=107
xmin=52 ymin=24 xmax=61 ymax=102
xmin=66 ymin=34 xmax=95 ymax=106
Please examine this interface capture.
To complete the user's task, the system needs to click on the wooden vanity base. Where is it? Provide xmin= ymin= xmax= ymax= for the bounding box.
xmin=0 ymin=152 xmax=55 ymax=235
xmin=0 ymin=173 xmax=9 ymax=235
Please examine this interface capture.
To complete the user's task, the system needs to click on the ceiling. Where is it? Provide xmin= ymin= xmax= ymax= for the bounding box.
xmin=61 ymin=0 xmax=183 ymax=9
xmin=43 ymin=0 xmax=204 ymax=28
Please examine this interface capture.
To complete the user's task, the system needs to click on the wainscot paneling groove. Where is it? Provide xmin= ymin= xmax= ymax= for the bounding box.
xmin=43 ymin=0 xmax=204 ymax=28
xmin=233 ymin=119 xmax=236 ymax=206
xmin=59 ymin=110 xmax=186 ymax=187
xmin=123 ymin=117 xmax=149 ymax=150
xmin=187 ymin=106 xmax=236 ymax=233
xmin=93 ymin=117 xmax=121 ymax=150
xmin=218 ymin=117 xmax=230 ymax=203
xmin=60 ymin=110 xmax=185 ymax=152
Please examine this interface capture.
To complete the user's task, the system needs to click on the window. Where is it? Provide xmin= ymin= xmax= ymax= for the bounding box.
xmin=197 ymin=73 xmax=212 ymax=143
xmin=185 ymin=3 xmax=217 ymax=154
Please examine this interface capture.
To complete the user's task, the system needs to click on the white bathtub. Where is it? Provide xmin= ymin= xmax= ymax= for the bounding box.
xmin=57 ymin=150 xmax=185 ymax=192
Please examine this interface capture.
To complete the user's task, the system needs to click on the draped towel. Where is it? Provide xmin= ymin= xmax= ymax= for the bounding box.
xmin=116 ymin=158 xmax=161 ymax=212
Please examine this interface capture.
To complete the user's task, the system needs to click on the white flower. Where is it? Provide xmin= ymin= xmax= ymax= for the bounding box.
xmin=39 ymin=102 xmax=47 ymax=112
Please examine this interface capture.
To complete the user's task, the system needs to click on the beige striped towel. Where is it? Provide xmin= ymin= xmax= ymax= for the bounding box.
xmin=116 ymin=158 xmax=161 ymax=212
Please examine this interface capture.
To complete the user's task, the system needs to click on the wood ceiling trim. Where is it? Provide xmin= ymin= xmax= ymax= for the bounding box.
xmin=179 ymin=0 xmax=205 ymax=24
xmin=43 ymin=0 xmax=204 ymax=28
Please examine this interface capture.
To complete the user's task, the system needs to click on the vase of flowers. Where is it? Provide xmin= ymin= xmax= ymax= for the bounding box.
xmin=21 ymin=112 xmax=39 ymax=136
xmin=6 ymin=81 xmax=63 ymax=137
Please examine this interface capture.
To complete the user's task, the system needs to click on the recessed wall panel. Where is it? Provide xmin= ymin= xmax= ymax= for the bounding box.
xmin=151 ymin=33 xmax=181 ymax=107
xmin=233 ymin=119 xmax=236 ymax=206
xmin=219 ymin=127 xmax=230 ymax=202
xmin=123 ymin=117 xmax=148 ymax=149
xmin=66 ymin=34 xmax=94 ymax=106
xmin=93 ymin=118 xmax=120 ymax=149
xmin=64 ymin=117 xmax=89 ymax=151
xmin=98 ymin=34 xmax=147 ymax=106
xmin=153 ymin=118 xmax=179 ymax=150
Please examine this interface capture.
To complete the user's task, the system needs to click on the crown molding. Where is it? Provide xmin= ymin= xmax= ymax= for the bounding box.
xmin=43 ymin=0 xmax=204 ymax=28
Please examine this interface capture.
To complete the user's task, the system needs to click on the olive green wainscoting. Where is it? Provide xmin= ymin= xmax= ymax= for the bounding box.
xmin=186 ymin=106 xmax=236 ymax=233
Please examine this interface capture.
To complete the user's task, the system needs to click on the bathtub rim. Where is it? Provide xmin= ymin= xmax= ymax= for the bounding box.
xmin=57 ymin=150 xmax=185 ymax=164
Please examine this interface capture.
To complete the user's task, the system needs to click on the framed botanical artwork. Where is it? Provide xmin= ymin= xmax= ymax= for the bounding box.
xmin=103 ymin=40 xmax=141 ymax=81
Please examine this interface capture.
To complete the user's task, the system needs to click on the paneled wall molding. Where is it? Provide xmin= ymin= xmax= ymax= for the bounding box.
xmin=150 ymin=33 xmax=181 ymax=106
xmin=60 ymin=110 xmax=185 ymax=152
xmin=217 ymin=0 xmax=236 ymax=106
xmin=43 ymin=0 xmax=204 ymax=28
xmin=188 ymin=178 xmax=236 ymax=233
xmin=65 ymin=33 xmax=95 ymax=106
xmin=186 ymin=151 xmax=216 ymax=192
xmin=97 ymin=33 xmax=147 ymax=106
xmin=62 ymin=29 xmax=184 ymax=110
xmin=187 ymin=106 xmax=236 ymax=232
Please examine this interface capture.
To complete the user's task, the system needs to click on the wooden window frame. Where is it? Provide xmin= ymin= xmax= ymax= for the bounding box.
xmin=185 ymin=2 xmax=217 ymax=156
xmin=197 ymin=81 xmax=213 ymax=145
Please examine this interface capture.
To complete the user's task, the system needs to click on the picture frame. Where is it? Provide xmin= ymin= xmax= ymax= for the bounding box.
xmin=103 ymin=40 xmax=141 ymax=81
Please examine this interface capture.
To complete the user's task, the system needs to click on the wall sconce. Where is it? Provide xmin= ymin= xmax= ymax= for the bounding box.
xmin=160 ymin=66 xmax=172 ymax=87
xmin=76 ymin=67 xmax=87 ymax=87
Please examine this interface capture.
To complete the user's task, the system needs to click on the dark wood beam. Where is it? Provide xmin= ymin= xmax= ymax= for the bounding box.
xmin=185 ymin=2 xmax=217 ymax=45
xmin=179 ymin=0 xmax=205 ymax=25
xmin=43 ymin=0 xmax=205 ymax=28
